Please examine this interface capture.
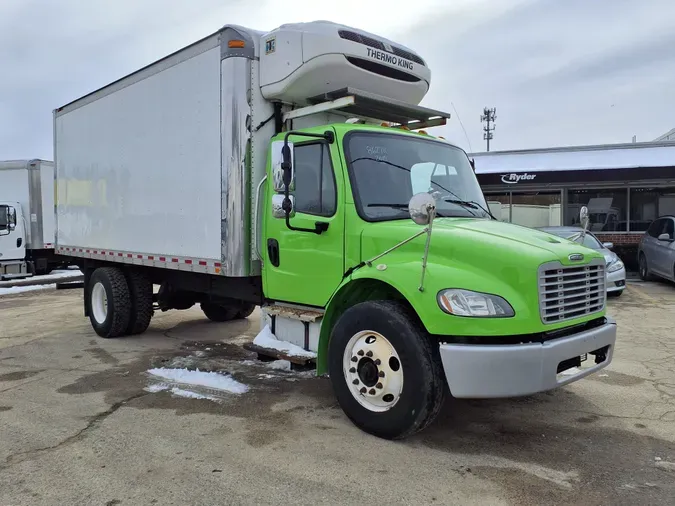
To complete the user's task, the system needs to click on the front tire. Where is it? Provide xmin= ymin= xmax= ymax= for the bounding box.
xmin=639 ymin=253 xmax=652 ymax=281
xmin=88 ymin=267 xmax=131 ymax=339
xmin=328 ymin=300 xmax=446 ymax=440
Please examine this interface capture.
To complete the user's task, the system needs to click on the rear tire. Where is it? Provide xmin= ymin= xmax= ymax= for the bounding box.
xmin=235 ymin=303 xmax=256 ymax=319
xmin=88 ymin=267 xmax=131 ymax=339
xmin=125 ymin=271 xmax=153 ymax=335
xmin=200 ymin=302 xmax=238 ymax=322
xmin=328 ymin=300 xmax=446 ymax=440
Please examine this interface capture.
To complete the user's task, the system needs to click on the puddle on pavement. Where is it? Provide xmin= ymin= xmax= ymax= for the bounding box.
xmin=0 ymin=370 xmax=43 ymax=382
xmin=56 ymin=339 xmax=335 ymax=421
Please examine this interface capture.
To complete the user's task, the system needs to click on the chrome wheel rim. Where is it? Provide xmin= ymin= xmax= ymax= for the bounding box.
xmin=342 ymin=330 xmax=404 ymax=412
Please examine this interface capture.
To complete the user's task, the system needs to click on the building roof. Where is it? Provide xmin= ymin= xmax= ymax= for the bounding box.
xmin=469 ymin=141 xmax=675 ymax=175
xmin=653 ymin=128 xmax=675 ymax=142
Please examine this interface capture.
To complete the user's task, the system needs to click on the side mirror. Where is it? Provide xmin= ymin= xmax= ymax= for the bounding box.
xmin=602 ymin=242 xmax=614 ymax=249
xmin=579 ymin=205 xmax=589 ymax=231
xmin=657 ymin=233 xmax=672 ymax=242
xmin=271 ymin=140 xmax=294 ymax=193
xmin=272 ymin=194 xmax=295 ymax=219
xmin=408 ymin=192 xmax=436 ymax=226
xmin=8 ymin=207 xmax=16 ymax=231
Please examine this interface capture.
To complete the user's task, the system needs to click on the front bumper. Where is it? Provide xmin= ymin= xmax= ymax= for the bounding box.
xmin=606 ymin=266 xmax=626 ymax=292
xmin=439 ymin=318 xmax=616 ymax=398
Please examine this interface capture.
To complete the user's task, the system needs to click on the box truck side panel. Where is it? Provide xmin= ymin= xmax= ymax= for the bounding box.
xmin=39 ymin=161 xmax=55 ymax=247
xmin=55 ymin=46 xmax=222 ymax=261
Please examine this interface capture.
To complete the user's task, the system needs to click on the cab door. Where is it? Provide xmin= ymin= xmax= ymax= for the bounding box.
xmin=0 ymin=204 xmax=26 ymax=262
xmin=263 ymin=128 xmax=345 ymax=307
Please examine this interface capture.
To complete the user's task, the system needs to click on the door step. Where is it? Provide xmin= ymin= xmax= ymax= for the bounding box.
xmin=244 ymin=305 xmax=324 ymax=365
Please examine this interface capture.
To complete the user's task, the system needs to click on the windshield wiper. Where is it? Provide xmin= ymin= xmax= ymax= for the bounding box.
xmin=444 ymin=198 xmax=496 ymax=220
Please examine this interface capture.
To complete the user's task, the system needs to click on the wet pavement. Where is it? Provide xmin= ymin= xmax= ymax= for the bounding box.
xmin=1 ymin=280 xmax=674 ymax=505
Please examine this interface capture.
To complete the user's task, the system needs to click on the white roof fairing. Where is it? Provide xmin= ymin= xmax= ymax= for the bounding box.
xmin=469 ymin=142 xmax=675 ymax=175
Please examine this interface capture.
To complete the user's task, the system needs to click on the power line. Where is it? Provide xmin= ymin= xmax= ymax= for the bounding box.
xmin=480 ymin=107 xmax=496 ymax=151
xmin=451 ymin=102 xmax=473 ymax=152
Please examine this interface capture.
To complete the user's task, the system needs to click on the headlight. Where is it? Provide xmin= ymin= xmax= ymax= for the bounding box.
xmin=437 ymin=289 xmax=515 ymax=317
xmin=607 ymin=260 xmax=624 ymax=273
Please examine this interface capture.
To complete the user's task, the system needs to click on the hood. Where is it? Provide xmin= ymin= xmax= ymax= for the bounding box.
xmin=360 ymin=218 xmax=603 ymax=266
xmin=361 ymin=218 xmax=603 ymax=276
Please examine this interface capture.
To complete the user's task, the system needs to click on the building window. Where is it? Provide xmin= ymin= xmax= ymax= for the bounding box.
xmin=567 ymin=189 xmax=627 ymax=232
xmin=510 ymin=191 xmax=562 ymax=228
xmin=484 ymin=192 xmax=510 ymax=222
xmin=629 ymin=187 xmax=675 ymax=231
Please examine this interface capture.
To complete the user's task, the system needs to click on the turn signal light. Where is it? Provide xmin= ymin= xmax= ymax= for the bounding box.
xmin=228 ymin=40 xmax=246 ymax=48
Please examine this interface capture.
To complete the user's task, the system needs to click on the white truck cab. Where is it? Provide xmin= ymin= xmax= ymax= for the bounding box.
xmin=0 ymin=159 xmax=66 ymax=279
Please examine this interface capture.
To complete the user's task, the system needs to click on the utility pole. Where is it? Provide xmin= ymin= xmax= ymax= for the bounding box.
xmin=481 ymin=107 xmax=496 ymax=151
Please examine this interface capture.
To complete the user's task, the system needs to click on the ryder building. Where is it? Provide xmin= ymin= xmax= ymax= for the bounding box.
xmin=471 ymin=141 xmax=675 ymax=269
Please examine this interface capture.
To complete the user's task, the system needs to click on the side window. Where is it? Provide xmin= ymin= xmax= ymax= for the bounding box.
xmin=665 ymin=219 xmax=675 ymax=239
xmin=0 ymin=205 xmax=8 ymax=230
xmin=647 ymin=219 xmax=662 ymax=238
xmin=293 ymin=143 xmax=337 ymax=217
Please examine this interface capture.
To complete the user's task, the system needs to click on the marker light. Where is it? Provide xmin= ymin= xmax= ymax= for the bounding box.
xmin=228 ymin=40 xmax=246 ymax=48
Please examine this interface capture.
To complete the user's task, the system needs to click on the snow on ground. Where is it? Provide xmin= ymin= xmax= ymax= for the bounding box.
xmin=0 ymin=283 xmax=56 ymax=296
xmin=144 ymin=383 xmax=221 ymax=401
xmin=267 ymin=360 xmax=292 ymax=371
xmin=252 ymin=325 xmax=317 ymax=359
xmin=146 ymin=367 xmax=249 ymax=394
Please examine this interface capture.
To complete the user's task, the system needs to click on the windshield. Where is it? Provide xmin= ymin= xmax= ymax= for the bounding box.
xmin=345 ymin=132 xmax=490 ymax=221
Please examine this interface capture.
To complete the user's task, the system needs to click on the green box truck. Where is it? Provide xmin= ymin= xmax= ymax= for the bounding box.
xmin=54 ymin=21 xmax=616 ymax=439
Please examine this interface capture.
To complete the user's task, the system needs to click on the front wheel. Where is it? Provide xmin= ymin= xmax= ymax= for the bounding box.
xmin=639 ymin=253 xmax=652 ymax=281
xmin=328 ymin=300 xmax=446 ymax=440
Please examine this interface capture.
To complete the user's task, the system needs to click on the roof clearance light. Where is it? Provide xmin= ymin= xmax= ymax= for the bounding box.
xmin=438 ymin=136 xmax=446 ymax=140
xmin=381 ymin=122 xmax=390 ymax=127
xmin=400 ymin=125 xmax=410 ymax=131
xmin=228 ymin=40 xmax=246 ymax=48
xmin=418 ymin=130 xmax=428 ymax=135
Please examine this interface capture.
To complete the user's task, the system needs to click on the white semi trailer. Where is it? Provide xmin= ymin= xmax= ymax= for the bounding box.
xmin=0 ymin=159 xmax=69 ymax=279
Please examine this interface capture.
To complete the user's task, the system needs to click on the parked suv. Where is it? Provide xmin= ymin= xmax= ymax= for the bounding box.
xmin=638 ymin=216 xmax=675 ymax=283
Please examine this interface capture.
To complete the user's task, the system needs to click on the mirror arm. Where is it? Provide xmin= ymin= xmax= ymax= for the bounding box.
xmin=280 ymin=130 xmax=335 ymax=235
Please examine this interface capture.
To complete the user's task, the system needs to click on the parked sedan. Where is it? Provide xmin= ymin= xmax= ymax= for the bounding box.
xmin=638 ymin=216 xmax=675 ymax=283
xmin=538 ymin=226 xmax=626 ymax=296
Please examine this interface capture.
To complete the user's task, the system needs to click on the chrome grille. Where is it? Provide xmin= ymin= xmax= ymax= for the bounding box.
xmin=538 ymin=259 xmax=606 ymax=324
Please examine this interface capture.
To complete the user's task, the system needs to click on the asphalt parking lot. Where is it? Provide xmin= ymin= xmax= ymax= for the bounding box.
xmin=1 ymin=281 xmax=674 ymax=506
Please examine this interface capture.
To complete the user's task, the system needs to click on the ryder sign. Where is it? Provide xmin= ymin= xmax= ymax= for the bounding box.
xmin=500 ymin=173 xmax=537 ymax=184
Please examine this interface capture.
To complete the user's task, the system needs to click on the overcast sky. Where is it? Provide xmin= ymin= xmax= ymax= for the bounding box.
xmin=1 ymin=0 xmax=674 ymax=160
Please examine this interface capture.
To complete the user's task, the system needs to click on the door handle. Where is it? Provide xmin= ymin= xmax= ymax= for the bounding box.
xmin=267 ymin=239 xmax=280 ymax=267
xmin=17 ymin=238 xmax=22 ymax=248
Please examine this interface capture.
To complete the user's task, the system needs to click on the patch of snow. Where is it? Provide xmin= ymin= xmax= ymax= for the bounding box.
xmin=144 ymin=383 xmax=169 ymax=393
xmin=655 ymin=457 xmax=662 ymax=462
xmin=560 ymin=367 xmax=582 ymax=377
xmin=267 ymin=360 xmax=292 ymax=371
xmin=0 ymin=283 xmax=56 ymax=296
xmin=146 ymin=367 xmax=249 ymax=394
xmin=170 ymin=387 xmax=219 ymax=401
xmin=252 ymin=325 xmax=317 ymax=359
xmin=257 ymin=374 xmax=276 ymax=379
xmin=598 ymin=374 xmax=609 ymax=378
